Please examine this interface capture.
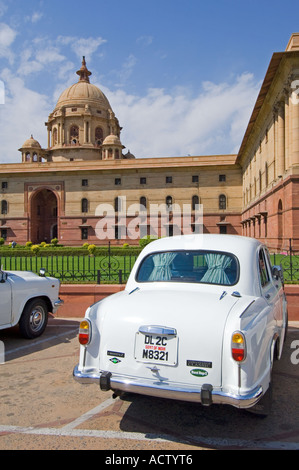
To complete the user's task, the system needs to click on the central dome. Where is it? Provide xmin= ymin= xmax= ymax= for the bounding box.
xmin=44 ymin=57 xmax=127 ymax=162
xmin=56 ymin=81 xmax=111 ymax=108
xmin=55 ymin=57 xmax=111 ymax=110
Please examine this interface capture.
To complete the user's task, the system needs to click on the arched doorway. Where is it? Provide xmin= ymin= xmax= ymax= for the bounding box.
xmin=30 ymin=189 xmax=58 ymax=244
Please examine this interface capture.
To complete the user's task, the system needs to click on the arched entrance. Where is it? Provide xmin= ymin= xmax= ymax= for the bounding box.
xmin=30 ymin=189 xmax=58 ymax=244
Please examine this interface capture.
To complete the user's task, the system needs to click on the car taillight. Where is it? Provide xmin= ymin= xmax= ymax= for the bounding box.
xmin=79 ymin=319 xmax=91 ymax=346
xmin=231 ymin=331 xmax=246 ymax=362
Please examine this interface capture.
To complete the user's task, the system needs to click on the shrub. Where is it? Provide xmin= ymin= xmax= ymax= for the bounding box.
xmin=122 ymin=243 xmax=130 ymax=249
xmin=25 ymin=241 xmax=33 ymax=247
xmin=0 ymin=237 xmax=4 ymax=246
xmin=87 ymin=244 xmax=96 ymax=256
xmin=31 ymin=244 xmax=40 ymax=255
xmin=82 ymin=243 xmax=89 ymax=249
xmin=139 ymin=235 xmax=158 ymax=249
xmin=51 ymin=238 xmax=58 ymax=246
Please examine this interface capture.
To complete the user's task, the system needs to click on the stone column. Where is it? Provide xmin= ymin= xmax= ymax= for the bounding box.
xmin=277 ymin=100 xmax=285 ymax=177
xmin=291 ymin=75 xmax=299 ymax=166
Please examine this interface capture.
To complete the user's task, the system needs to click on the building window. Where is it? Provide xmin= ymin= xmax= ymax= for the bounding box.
xmin=166 ymin=196 xmax=173 ymax=208
xmin=70 ymin=125 xmax=79 ymax=144
xmin=219 ymin=174 xmax=226 ymax=182
xmin=192 ymin=195 xmax=199 ymax=210
xmin=95 ymin=127 xmax=103 ymax=145
xmin=2 ymin=182 xmax=8 ymax=189
xmin=82 ymin=179 xmax=88 ymax=187
xmin=166 ymin=176 xmax=172 ymax=184
xmin=1 ymin=200 xmax=8 ymax=215
xmin=140 ymin=196 xmax=147 ymax=208
xmin=81 ymin=198 xmax=88 ymax=213
xmin=115 ymin=197 xmax=121 ymax=212
xmin=140 ymin=177 xmax=147 ymax=185
xmin=219 ymin=194 xmax=227 ymax=210
xmin=81 ymin=227 xmax=88 ymax=240
xmin=1 ymin=228 xmax=7 ymax=240
xmin=115 ymin=178 xmax=121 ymax=185
xmin=192 ymin=175 xmax=199 ymax=183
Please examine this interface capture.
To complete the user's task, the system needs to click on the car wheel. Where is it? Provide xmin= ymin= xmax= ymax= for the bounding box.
xmin=19 ymin=298 xmax=49 ymax=339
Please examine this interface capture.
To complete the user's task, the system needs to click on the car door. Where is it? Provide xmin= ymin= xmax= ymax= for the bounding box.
xmin=0 ymin=274 xmax=12 ymax=327
xmin=258 ymin=247 xmax=281 ymax=323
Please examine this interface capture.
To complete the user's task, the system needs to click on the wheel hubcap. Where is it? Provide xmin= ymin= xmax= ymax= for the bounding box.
xmin=30 ymin=308 xmax=44 ymax=331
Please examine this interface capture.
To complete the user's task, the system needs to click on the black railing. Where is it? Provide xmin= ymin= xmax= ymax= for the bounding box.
xmin=0 ymin=247 xmax=139 ymax=284
xmin=1 ymin=239 xmax=298 ymax=283
xmin=272 ymin=239 xmax=299 ymax=282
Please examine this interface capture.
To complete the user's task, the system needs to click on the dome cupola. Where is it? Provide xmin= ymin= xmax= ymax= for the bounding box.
xmin=45 ymin=58 xmax=125 ymax=162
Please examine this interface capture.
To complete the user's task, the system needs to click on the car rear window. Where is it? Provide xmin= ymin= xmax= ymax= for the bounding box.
xmin=136 ymin=250 xmax=239 ymax=286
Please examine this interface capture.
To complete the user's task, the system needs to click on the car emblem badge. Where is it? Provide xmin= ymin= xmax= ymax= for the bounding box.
xmin=110 ymin=357 xmax=121 ymax=364
xmin=190 ymin=368 xmax=208 ymax=377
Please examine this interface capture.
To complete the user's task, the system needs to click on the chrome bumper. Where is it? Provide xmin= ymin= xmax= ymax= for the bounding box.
xmin=73 ymin=365 xmax=263 ymax=409
xmin=52 ymin=298 xmax=64 ymax=313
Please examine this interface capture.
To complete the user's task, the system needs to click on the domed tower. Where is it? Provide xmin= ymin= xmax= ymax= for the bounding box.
xmin=19 ymin=135 xmax=46 ymax=163
xmin=45 ymin=57 xmax=128 ymax=161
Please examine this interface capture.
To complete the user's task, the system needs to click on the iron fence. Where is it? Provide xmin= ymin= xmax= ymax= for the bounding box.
xmin=1 ymin=239 xmax=299 ymax=284
xmin=0 ymin=247 xmax=139 ymax=284
xmin=272 ymin=239 xmax=299 ymax=282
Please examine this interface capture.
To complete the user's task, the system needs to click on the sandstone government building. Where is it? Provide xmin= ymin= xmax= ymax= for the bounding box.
xmin=1 ymin=33 xmax=299 ymax=249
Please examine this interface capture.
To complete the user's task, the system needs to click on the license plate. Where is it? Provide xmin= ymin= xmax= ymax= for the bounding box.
xmin=134 ymin=332 xmax=177 ymax=365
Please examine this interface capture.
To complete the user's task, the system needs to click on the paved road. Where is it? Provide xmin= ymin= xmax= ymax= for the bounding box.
xmin=0 ymin=317 xmax=299 ymax=451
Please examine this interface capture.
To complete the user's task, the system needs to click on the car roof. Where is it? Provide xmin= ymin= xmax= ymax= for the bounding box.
xmin=141 ymin=234 xmax=262 ymax=257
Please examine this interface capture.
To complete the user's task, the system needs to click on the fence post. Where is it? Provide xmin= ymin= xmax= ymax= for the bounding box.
xmin=97 ymin=270 xmax=101 ymax=284
xmin=289 ymin=238 xmax=293 ymax=281
xmin=118 ymin=269 xmax=122 ymax=284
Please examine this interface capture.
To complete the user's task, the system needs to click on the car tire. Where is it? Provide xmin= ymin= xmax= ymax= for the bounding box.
xmin=19 ymin=298 xmax=49 ymax=339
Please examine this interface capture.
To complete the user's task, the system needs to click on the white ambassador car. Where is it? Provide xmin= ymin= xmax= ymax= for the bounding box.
xmin=73 ymin=234 xmax=288 ymax=415
xmin=0 ymin=268 xmax=63 ymax=339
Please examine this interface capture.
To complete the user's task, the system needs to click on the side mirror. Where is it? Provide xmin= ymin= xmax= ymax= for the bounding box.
xmin=272 ymin=265 xmax=284 ymax=284
xmin=39 ymin=268 xmax=46 ymax=277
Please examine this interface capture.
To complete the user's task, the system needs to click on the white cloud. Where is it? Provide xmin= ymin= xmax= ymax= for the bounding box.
xmin=104 ymin=73 xmax=260 ymax=158
xmin=0 ymin=68 xmax=51 ymax=162
xmin=0 ymin=23 xmax=17 ymax=64
xmin=57 ymin=35 xmax=107 ymax=62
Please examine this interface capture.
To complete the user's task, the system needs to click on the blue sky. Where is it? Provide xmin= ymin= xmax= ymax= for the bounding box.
xmin=0 ymin=0 xmax=298 ymax=162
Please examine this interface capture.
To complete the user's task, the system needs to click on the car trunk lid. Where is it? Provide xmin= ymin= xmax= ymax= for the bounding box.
xmin=98 ymin=287 xmax=239 ymax=387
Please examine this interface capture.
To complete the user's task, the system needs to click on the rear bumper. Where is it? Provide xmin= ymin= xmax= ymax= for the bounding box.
xmin=73 ymin=365 xmax=263 ymax=409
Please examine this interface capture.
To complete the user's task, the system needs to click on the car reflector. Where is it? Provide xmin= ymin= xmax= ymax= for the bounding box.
xmin=231 ymin=331 xmax=246 ymax=362
xmin=79 ymin=319 xmax=91 ymax=346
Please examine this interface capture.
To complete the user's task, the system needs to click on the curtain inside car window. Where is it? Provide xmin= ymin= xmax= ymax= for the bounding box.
xmin=201 ymin=253 xmax=232 ymax=284
xmin=148 ymin=253 xmax=177 ymax=281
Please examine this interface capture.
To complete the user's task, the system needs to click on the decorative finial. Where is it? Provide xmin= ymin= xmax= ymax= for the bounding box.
xmin=76 ymin=56 xmax=92 ymax=83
